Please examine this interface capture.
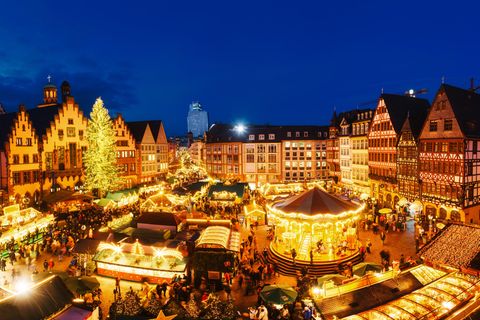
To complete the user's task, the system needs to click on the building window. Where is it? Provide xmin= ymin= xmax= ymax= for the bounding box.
xmin=16 ymin=138 xmax=22 ymax=146
xmin=33 ymin=154 xmax=38 ymax=163
xmin=25 ymin=138 xmax=32 ymax=146
xmin=248 ymin=135 xmax=255 ymax=141
xmin=79 ymin=130 xmax=84 ymax=139
xmin=58 ymin=129 xmax=64 ymax=138
xmin=444 ymin=119 xmax=453 ymax=131
xmin=13 ymin=155 xmax=19 ymax=164
xmin=33 ymin=171 xmax=39 ymax=182
xmin=68 ymin=118 xmax=74 ymax=125
xmin=429 ymin=121 xmax=438 ymax=132
xmin=23 ymin=171 xmax=30 ymax=184
xmin=259 ymin=134 xmax=265 ymax=140
xmin=67 ymin=127 xmax=76 ymax=137
xmin=268 ymin=134 xmax=275 ymax=140
xmin=295 ymin=132 xmax=300 ymax=137
xmin=13 ymin=172 xmax=20 ymax=184
xmin=304 ymin=132 xmax=308 ymax=137
xmin=23 ymin=155 xmax=29 ymax=164
xmin=287 ymin=132 xmax=291 ymax=137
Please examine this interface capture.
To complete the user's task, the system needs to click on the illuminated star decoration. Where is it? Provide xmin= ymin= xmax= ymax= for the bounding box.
xmin=155 ymin=310 xmax=177 ymax=320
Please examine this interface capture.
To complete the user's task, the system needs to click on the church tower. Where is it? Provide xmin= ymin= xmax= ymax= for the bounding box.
xmin=39 ymin=75 xmax=58 ymax=108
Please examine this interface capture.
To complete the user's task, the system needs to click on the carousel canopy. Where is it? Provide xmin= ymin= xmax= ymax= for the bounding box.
xmin=273 ymin=187 xmax=359 ymax=215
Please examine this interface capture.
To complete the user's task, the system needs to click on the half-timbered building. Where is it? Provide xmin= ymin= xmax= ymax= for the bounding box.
xmin=419 ymin=84 xmax=480 ymax=223
xmin=396 ymin=107 xmax=428 ymax=202
xmin=368 ymin=94 xmax=430 ymax=208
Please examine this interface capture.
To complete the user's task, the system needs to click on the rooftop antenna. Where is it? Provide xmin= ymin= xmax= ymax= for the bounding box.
xmin=47 ymin=74 xmax=52 ymax=83
xmin=469 ymin=77 xmax=480 ymax=92
xmin=441 ymin=76 xmax=445 ymax=84
xmin=381 ymin=88 xmax=384 ymax=94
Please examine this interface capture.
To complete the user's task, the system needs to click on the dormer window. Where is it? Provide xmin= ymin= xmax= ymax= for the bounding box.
xmin=295 ymin=132 xmax=300 ymax=137
xmin=259 ymin=134 xmax=265 ymax=140
xmin=304 ymin=132 xmax=308 ymax=137
xmin=287 ymin=132 xmax=291 ymax=137
xmin=249 ymin=134 xmax=255 ymax=141
xmin=269 ymin=134 xmax=275 ymax=140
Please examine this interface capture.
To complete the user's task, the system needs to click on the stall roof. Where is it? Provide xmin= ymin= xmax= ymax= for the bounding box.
xmin=208 ymin=183 xmax=247 ymax=199
xmin=273 ymin=187 xmax=359 ymax=215
xmin=137 ymin=211 xmax=182 ymax=227
xmin=95 ymin=198 xmax=115 ymax=208
xmin=174 ymin=181 xmax=209 ymax=195
xmin=419 ymin=223 xmax=480 ymax=270
xmin=0 ymin=275 xmax=73 ymax=320
xmin=196 ymin=226 xmax=240 ymax=252
xmin=43 ymin=190 xmax=76 ymax=204
xmin=52 ymin=306 xmax=92 ymax=320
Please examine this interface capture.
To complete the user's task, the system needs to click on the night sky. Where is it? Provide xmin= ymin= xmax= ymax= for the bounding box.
xmin=1 ymin=1 xmax=479 ymax=136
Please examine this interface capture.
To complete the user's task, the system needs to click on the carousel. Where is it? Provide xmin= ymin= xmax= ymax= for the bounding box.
xmin=267 ymin=187 xmax=364 ymax=262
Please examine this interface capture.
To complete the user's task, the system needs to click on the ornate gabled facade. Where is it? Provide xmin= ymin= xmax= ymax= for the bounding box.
xmin=419 ymin=84 xmax=480 ymax=223
xmin=126 ymin=121 xmax=158 ymax=184
xmin=147 ymin=120 xmax=169 ymax=176
xmin=368 ymin=94 xmax=430 ymax=208
xmin=113 ymin=114 xmax=137 ymax=188
xmin=33 ymin=83 xmax=89 ymax=193
xmin=0 ymin=106 xmax=41 ymax=204
xmin=396 ymin=106 xmax=428 ymax=202
xmin=350 ymin=109 xmax=373 ymax=195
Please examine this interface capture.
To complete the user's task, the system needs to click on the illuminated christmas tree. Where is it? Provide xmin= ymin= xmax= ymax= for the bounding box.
xmin=84 ymin=98 xmax=120 ymax=196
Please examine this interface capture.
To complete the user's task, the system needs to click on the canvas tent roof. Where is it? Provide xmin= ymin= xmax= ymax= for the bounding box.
xmin=273 ymin=187 xmax=359 ymax=215
xmin=0 ymin=275 xmax=74 ymax=320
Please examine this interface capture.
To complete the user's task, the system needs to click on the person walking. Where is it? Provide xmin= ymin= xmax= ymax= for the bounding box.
xmin=291 ymin=248 xmax=297 ymax=265
xmin=366 ymin=239 xmax=372 ymax=254
xmin=310 ymin=249 xmax=314 ymax=265
xmin=380 ymin=231 xmax=386 ymax=246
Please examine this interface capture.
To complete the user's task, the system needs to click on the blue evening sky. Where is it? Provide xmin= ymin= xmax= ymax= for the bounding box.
xmin=0 ymin=0 xmax=479 ymax=136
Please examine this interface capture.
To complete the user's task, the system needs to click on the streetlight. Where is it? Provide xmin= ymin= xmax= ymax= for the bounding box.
xmin=234 ymin=124 xmax=246 ymax=134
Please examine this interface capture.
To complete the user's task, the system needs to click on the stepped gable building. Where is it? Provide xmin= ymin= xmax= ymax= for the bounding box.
xmin=396 ymin=105 xmax=429 ymax=202
xmin=147 ymin=120 xmax=169 ymax=176
xmin=204 ymin=124 xmax=328 ymax=184
xmin=368 ymin=93 xmax=430 ymax=208
xmin=0 ymin=107 xmax=41 ymax=204
xmin=350 ymin=109 xmax=374 ymax=195
xmin=113 ymin=114 xmax=137 ymax=188
xmin=419 ymin=84 xmax=480 ymax=223
xmin=33 ymin=80 xmax=89 ymax=194
xmin=126 ymin=120 xmax=168 ymax=184
xmin=0 ymin=80 xmax=89 ymax=203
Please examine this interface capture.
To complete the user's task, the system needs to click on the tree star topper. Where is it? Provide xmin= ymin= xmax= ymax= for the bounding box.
xmin=155 ymin=310 xmax=176 ymax=320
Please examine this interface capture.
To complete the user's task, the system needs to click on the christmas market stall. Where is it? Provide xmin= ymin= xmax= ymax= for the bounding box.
xmin=192 ymin=226 xmax=240 ymax=287
xmin=136 ymin=211 xmax=184 ymax=237
xmin=93 ymin=239 xmax=186 ymax=284
xmin=267 ymin=187 xmax=363 ymax=262
xmin=0 ymin=204 xmax=53 ymax=244
xmin=140 ymin=192 xmax=172 ymax=212
xmin=207 ymin=182 xmax=248 ymax=204
xmin=105 ymin=188 xmax=139 ymax=207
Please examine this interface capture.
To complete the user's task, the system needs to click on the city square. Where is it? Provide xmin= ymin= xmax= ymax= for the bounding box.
xmin=0 ymin=2 xmax=480 ymax=320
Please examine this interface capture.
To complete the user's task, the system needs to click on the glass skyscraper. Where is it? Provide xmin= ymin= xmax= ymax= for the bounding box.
xmin=187 ymin=101 xmax=209 ymax=137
